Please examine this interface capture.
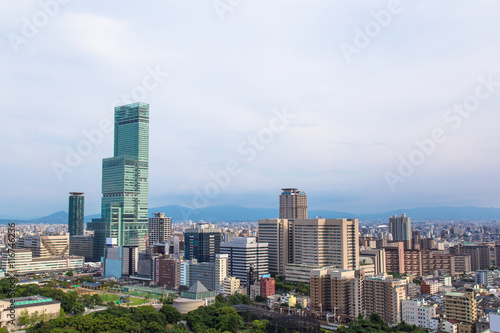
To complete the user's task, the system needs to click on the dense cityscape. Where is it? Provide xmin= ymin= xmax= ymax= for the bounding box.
xmin=0 ymin=103 xmax=499 ymax=333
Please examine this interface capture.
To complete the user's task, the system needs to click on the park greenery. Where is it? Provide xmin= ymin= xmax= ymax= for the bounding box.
xmin=0 ymin=278 xmax=100 ymax=315
xmin=335 ymin=314 xmax=426 ymax=333
xmin=28 ymin=304 xmax=183 ymax=333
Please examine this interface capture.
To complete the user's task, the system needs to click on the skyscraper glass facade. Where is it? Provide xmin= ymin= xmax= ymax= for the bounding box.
xmin=89 ymin=103 xmax=149 ymax=258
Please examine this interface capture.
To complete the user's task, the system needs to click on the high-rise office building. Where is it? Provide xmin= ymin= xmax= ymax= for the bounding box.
xmin=69 ymin=235 xmax=95 ymax=261
xmin=257 ymin=218 xmax=291 ymax=275
xmin=220 ymin=237 xmax=269 ymax=284
xmin=293 ymin=218 xmax=359 ymax=270
xmin=184 ymin=223 xmax=222 ymax=263
xmin=88 ymin=103 xmax=150 ymax=258
xmin=148 ymin=213 xmax=172 ymax=245
xmin=279 ymin=188 xmax=307 ymax=219
xmin=68 ymin=192 xmax=84 ymax=236
xmin=389 ymin=214 xmax=412 ymax=249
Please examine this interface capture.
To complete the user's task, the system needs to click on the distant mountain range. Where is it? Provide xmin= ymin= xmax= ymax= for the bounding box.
xmin=1 ymin=205 xmax=500 ymax=225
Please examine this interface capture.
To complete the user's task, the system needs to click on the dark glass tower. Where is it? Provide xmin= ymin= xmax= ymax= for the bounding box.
xmin=68 ymin=192 xmax=84 ymax=236
xmin=88 ymin=103 xmax=149 ymax=259
xmin=184 ymin=223 xmax=221 ymax=263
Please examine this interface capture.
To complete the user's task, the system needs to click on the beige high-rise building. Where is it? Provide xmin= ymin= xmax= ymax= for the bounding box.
xmin=148 ymin=212 xmax=172 ymax=245
xmin=257 ymin=218 xmax=291 ymax=275
xmin=363 ymin=275 xmax=407 ymax=325
xmin=293 ymin=219 xmax=359 ymax=270
xmin=310 ymin=268 xmax=365 ymax=321
xmin=18 ymin=234 xmax=69 ymax=258
xmin=444 ymin=290 xmax=477 ymax=333
xmin=222 ymin=276 xmax=241 ymax=296
xmin=279 ymin=188 xmax=307 ymax=219
xmin=215 ymin=254 xmax=228 ymax=293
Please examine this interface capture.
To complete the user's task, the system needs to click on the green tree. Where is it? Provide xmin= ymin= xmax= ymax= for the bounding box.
xmin=160 ymin=304 xmax=182 ymax=324
xmin=227 ymin=316 xmax=239 ymax=333
xmin=19 ymin=308 xmax=30 ymax=325
xmin=65 ymin=271 xmax=74 ymax=277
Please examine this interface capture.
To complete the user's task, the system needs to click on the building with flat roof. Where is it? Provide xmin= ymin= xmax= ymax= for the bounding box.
xmin=475 ymin=270 xmax=493 ymax=286
xmin=222 ymin=276 xmax=241 ymax=296
xmin=184 ymin=223 xmax=222 ymax=263
xmin=220 ymin=237 xmax=268 ymax=284
xmin=69 ymin=235 xmax=95 ymax=262
xmin=0 ymin=295 xmax=61 ymax=328
xmin=389 ymin=214 xmax=412 ymax=249
xmin=364 ymin=275 xmax=407 ymax=325
xmin=444 ymin=290 xmax=477 ymax=333
xmin=148 ymin=213 xmax=172 ymax=245
xmin=401 ymin=299 xmax=437 ymax=329
xmin=310 ymin=269 xmax=360 ymax=321
xmin=189 ymin=261 xmax=216 ymax=290
xmin=68 ymin=192 xmax=84 ymax=236
xmin=18 ymin=234 xmax=69 ymax=258
xmin=0 ymin=249 xmax=83 ymax=275
xmin=258 ymin=218 xmax=291 ymax=275
xmin=293 ymin=219 xmax=359 ymax=270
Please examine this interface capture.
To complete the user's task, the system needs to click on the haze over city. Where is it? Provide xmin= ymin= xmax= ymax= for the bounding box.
xmin=2 ymin=1 xmax=500 ymax=218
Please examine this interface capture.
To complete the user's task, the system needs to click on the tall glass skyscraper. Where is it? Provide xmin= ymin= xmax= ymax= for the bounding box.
xmin=88 ymin=103 xmax=149 ymax=258
xmin=68 ymin=192 xmax=84 ymax=236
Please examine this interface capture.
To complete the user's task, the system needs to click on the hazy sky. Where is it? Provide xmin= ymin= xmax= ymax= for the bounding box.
xmin=2 ymin=0 xmax=500 ymax=218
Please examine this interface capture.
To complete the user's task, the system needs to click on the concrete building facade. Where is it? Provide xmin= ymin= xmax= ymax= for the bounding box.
xmin=220 ymin=237 xmax=268 ymax=284
xmin=293 ymin=219 xmax=359 ymax=270
xmin=279 ymin=188 xmax=307 ymax=219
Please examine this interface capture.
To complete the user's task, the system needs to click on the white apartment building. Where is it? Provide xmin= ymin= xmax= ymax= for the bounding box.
xmin=215 ymin=254 xmax=228 ymax=293
xmin=402 ymin=299 xmax=437 ymax=329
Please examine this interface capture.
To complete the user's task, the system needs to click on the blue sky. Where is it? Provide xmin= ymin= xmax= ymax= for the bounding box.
xmin=1 ymin=0 xmax=500 ymax=218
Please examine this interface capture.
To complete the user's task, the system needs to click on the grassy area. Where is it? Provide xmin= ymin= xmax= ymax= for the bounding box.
xmin=100 ymin=293 xmax=149 ymax=306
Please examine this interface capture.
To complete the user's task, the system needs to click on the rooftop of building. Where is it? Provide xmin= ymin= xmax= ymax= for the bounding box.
xmin=0 ymin=295 xmax=60 ymax=308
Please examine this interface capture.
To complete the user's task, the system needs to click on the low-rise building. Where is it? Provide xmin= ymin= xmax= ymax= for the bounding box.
xmin=222 ymin=276 xmax=240 ymax=296
xmin=0 ymin=295 xmax=61 ymax=328
xmin=1 ymin=249 xmax=83 ymax=275
xmin=401 ymin=299 xmax=437 ymax=329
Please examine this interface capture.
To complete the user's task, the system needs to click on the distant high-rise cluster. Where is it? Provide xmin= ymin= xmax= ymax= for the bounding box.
xmin=389 ymin=213 xmax=412 ymax=248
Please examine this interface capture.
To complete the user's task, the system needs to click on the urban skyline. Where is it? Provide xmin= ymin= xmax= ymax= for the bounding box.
xmin=2 ymin=2 xmax=500 ymax=218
